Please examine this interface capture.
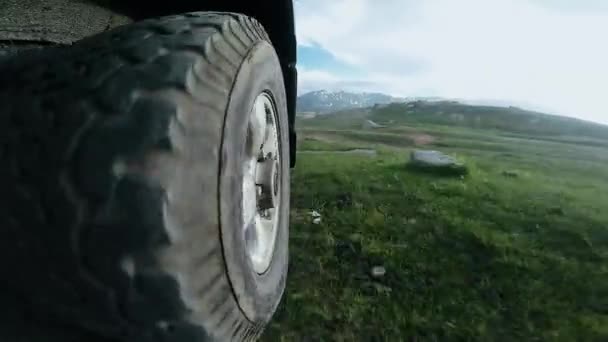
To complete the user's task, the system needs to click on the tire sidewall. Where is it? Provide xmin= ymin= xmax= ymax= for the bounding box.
xmin=219 ymin=40 xmax=289 ymax=323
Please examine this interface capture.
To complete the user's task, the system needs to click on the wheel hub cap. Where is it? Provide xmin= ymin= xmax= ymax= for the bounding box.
xmin=242 ymin=93 xmax=281 ymax=274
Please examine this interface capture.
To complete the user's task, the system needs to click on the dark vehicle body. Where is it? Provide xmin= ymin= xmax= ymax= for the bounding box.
xmin=108 ymin=0 xmax=299 ymax=166
xmin=0 ymin=0 xmax=298 ymax=165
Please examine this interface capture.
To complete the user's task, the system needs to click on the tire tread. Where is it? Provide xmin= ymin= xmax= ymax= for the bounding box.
xmin=0 ymin=12 xmax=272 ymax=342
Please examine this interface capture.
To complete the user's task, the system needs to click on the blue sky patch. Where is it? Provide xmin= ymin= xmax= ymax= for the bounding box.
xmin=297 ymin=43 xmax=365 ymax=78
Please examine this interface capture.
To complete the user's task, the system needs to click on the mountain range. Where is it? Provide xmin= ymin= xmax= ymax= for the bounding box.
xmin=296 ymin=90 xmax=564 ymax=116
xmin=297 ymin=90 xmax=404 ymax=113
xmin=297 ymin=91 xmax=608 ymax=141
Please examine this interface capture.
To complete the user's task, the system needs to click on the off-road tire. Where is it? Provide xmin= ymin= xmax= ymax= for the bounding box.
xmin=0 ymin=12 xmax=289 ymax=342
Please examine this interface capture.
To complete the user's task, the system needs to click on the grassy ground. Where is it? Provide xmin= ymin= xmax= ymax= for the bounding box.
xmin=262 ymin=114 xmax=608 ymax=341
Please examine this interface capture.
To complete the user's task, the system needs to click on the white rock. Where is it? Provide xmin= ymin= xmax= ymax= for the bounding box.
xmin=361 ymin=119 xmax=384 ymax=129
xmin=410 ymin=150 xmax=458 ymax=167
xmin=370 ymin=266 xmax=386 ymax=278
xmin=409 ymin=150 xmax=468 ymax=175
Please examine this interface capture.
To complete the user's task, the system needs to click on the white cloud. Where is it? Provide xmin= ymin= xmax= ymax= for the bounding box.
xmin=297 ymin=67 xmax=339 ymax=94
xmin=295 ymin=0 xmax=608 ymax=124
xmin=297 ymin=66 xmax=392 ymax=95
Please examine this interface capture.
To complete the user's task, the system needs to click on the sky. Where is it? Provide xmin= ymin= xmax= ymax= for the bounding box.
xmin=294 ymin=0 xmax=608 ymax=124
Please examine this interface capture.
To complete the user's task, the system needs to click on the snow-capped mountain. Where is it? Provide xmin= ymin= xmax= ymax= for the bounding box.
xmin=296 ymin=90 xmax=407 ymax=114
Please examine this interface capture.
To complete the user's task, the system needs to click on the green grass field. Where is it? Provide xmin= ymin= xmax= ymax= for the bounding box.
xmin=262 ymin=105 xmax=608 ymax=341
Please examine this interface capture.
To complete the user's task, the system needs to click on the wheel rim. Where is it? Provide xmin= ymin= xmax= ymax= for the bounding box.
xmin=242 ymin=92 xmax=281 ymax=274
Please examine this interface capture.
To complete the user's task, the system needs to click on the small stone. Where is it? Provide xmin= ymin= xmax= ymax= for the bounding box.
xmin=370 ymin=266 xmax=386 ymax=279
xmin=362 ymin=119 xmax=384 ymax=129
xmin=310 ymin=210 xmax=322 ymax=224
xmin=408 ymin=218 xmax=417 ymax=225
xmin=120 ymin=256 xmax=135 ymax=277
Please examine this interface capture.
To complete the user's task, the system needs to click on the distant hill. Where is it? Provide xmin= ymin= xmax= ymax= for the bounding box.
xmin=301 ymin=99 xmax=608 ymax=141
xmin=369 ymin=101 xmax=608 ymax=139
xmin=297 ymin=90 xmax=408 ymax=113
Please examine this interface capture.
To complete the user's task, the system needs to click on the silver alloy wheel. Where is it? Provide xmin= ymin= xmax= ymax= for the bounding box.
xmin=242 ymin=92 xmax=281 ymax=274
